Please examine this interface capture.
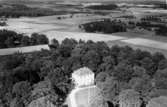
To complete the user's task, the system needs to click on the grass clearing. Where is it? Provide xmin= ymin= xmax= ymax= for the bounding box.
xmin=0 ymin=45 xmax=49 ymax=56
xmin=107 ymin=41 xmax=167 ymax=57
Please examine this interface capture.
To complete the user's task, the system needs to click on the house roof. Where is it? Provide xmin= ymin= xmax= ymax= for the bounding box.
xmin=73 ymin=67 xmax=94 ymax=76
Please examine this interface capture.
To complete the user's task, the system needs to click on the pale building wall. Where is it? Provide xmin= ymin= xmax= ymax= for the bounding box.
xmin=72 ymin=73 xmax=94 ymax=88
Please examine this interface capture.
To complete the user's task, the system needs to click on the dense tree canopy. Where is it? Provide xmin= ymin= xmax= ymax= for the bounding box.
xmin=0 ymin=37 xmax=166 ymax=107
xmin=80 ymin=19 xmax=127 ymax=34
xmin=86 ymin=4 xmax=118 ymax=10
xmin=0 ymin=4 xmax=57 ymax=18
xmin=12 ymin=81 xmax=31 ymax=97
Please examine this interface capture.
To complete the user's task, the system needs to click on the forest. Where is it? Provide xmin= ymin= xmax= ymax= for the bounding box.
xmin=0 ymin=37 xmax=167 ymax=107
xmin=155 ymin=26 xmax=167 ymax=36
xmin=86 ymin=4 xmax=118 ymax=10
xmin=0 ymin=4 xmax=58 ymax=18
xmin=154 ymin=3 xmax=167 ymax=9
xmin=81 ymin=17 xmax=167 ymax=37
xmin=0 ymin=30 xmax=49 ymax=49
xmin=79 ymin=19 xmax=127 ymax=33
xmin=134 ymin=21 xmax=167 ymax=36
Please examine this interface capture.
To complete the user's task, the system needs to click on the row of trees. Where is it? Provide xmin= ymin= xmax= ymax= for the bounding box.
xmin=136 ymin=21 xmax=167 ymax=36
xmin=0 ymin=22 xmax=7 ymax=26
xmin=140 ymin=16 xmax=161 ymax=22
xmin=79 ymin=19 xmax=127 ymax=33
xmin=127 ymin=20 xmax=167 ymax=37
xmin=154 ymin=3 xmax=167 ymax=9
xmin=0 ymin=30 xmax=49 ymax=49
xmin=0 ymin=38 xmax=167 ymax=107
xmin=155 ymin=25 xmax=167 ymax=36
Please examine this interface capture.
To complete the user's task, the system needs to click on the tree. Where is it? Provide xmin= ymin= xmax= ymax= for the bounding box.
xmin=110 ymin=45 xmax=121 ymax=65
xmin=61 ymin=38 xmax=77 ymax=49
xmin=154 ymin=68 xmax=167 ymax=79
xmin=0 ymin=30 xmax=18 ymax=48
xmin=10 ymin=97 xmax=24 ymax=107
xmin=80 ymin=19 xmax=126 ymax=34
xmin=158 ymin=59 xmax=167 ymax=70
xmin=27 ymin=95 xmax=58 ymax=107
xmin=50 ymin=39 xmax=59 ymax=49
xmin=82 ymin=50 xmax=101 ymax=71
xmin=95 ymin=41 xmax=110 ymax=57
xmin=113 ymin=62 xmax=133 ymax=82
xmin=46 ymin=68 xmax=70 ymax=96
xmin=1 ymin=37 xmax=167 ymax=107
xmin=152 ymin=52 xmax=166 ymax=71
xmin=39 ymin=60 xmax=55 ymax=79
xmin=155 ymin=25 xmax=167 ymax=36
xmin=5 ymin=37 xmax=15 ymax=48
xmin=140 ymin=57 xmax=155 ymax=76
xmin=30 ymin=33 xmax=38 ymax=45
xmin=149 ymin=89 xmax=167 ymax=98
xmin=116 ymin=46 xmax=133 ymax=63
xmin=37 ymin=34 xmax=49 ymax=44
xmin=62 ymin=57 xmax=73 ymax=75
xmin=96 ymin=74 xmax=119 ymax=102
xmin=3 ymin=53 xmax=25 ymax=70
xmin=12 ymin=81 xmax=31 ymax=97
xmin=152 ymin=52 xmax=166 ymax=65
xmin=31 ymin=80 xmax=53 ymax=97
xmin=0 ymin=30 xmax=49 ymax=49
xmin=129 ymin=77 xmax=152 ymax=101
xmin=87 ymin=4 xmax=118 ymax=10
xmin=154 ymin=78 xmax=167 ymax=89
xmin=98 ymin=56 xmax=115 ymax=73
xmin=59 ymin=45 xmax=72 ymax=57
xmin=119 ymin=89 xmax=142 ymax=107
xmin=58 ymin=38 xmax=78 ymax=58
xmin=132 ymin=66 xmax=148 ymax=78
xmin=21 ymin=36 xmax=30 ymax=46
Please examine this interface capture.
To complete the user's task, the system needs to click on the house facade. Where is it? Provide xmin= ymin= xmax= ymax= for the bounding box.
xmin=72 ymin=67 xmax=95 ymax=88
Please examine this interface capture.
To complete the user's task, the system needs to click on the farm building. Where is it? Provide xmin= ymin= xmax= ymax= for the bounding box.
xmin=65 ymin=67 xmax=106 ymax=107
xmin=72 ymin=67 xmax=95 ymax=88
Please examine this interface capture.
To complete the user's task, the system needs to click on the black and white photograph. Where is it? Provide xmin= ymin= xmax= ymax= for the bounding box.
xmin=0 ymin=0 xmax=167 ymax=107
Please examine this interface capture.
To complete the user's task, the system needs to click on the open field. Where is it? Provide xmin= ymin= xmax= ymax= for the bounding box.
xmin=1 ymin=2 xmax=167 ymax=107
xmin=113 ymin=30 xmax=167 ymax=43
xmin=127 ymin=7 xmax=167 ymax=19
xmin=44 ymin=31 xmax=126 ymax=42
xmin=0 ymin=14 xmax=111 ymax=34
xmin=122 ymin=38 xmax=167 ymax=50
xmin=107 ymin=41 xmax=167 ymax=57
xmin=1 ymin=14 xmax=167 ymax=56
xmin=0 ymin=4 xmax=167 ymax=56
xmin=0 ymin=45 xmax=49 ymax=56
xmin=1 ymin=30 xmax=167 ymax=57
